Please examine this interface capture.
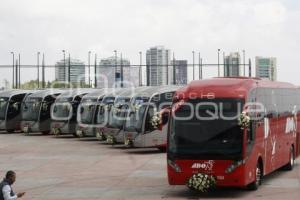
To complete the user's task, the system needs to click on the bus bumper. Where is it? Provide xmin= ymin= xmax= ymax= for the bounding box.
xmin=167 ymin=160 xmax=247 ymax=188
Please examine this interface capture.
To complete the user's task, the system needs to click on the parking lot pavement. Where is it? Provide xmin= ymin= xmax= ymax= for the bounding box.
xmin=1 ymin=132 xmax=300 ymax=200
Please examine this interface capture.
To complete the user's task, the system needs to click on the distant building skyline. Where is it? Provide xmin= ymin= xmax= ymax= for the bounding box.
xmin=255 ymin=56 xmax=277 ymax=81
xmin=96 ymin=56 xmax=139 ymax=88
xmin=146 ymin=46 xmax=171 ymax=86
xmin=55 ymin=57 xmax=85 ymax=85
xmin=171 ymin=59 xmax=188 ymax=85
xmin=224 ymin=52 xmax=241 ymax=77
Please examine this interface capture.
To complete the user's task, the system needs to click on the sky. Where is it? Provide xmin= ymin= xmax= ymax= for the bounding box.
xmin=0 ymin=0 xmax=299 ymax=87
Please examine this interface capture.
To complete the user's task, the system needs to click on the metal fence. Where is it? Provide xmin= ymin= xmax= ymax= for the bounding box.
xmin=0 ymin=61 xmax=252 ymax=89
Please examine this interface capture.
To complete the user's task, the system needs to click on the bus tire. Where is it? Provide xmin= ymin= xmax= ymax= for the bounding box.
xmin=42 ymin=131 xmax=50 ymax=135
xmin=247 ymin=162 xmax=263 ymax=191
xmin=157 ymin=147 xmax=166 ymax=152
xmin=283 ymin=146 xmax=295 ymax=171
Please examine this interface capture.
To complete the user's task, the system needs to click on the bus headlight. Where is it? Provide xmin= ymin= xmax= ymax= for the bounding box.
xmin=168 ymin=159 xmax=182 ymax=173
xmin=225 ymin=160 xmax=245 ymax=174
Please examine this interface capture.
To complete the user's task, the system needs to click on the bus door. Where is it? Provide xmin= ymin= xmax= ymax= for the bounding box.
xmin=142 ymin=103 xmax=155 ymax=147
xmin=267 ymin=89 xmax=280 ymax=170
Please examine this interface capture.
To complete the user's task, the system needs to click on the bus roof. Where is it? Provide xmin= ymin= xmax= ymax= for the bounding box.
xmin=0 ymin=89 xmax=34 ymax=98
xmin=27 ymin=89 xmax=63 ymax=99
xmin=56 ymin=88 xmax=96 ymax=99
xmin=175 ymin=77 xmax=296 ymax=99
xmin=133 ymin=85 xmax=182 ymax=99
xmin=81 ymin=88 xmax=110 ymax=100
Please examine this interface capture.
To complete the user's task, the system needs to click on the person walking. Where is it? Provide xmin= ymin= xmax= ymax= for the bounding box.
xmin=0 ymin=171 xmax=25 ymax=200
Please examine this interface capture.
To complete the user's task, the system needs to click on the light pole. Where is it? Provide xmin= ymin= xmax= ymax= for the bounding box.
xmin=88 ymin=51 xmax=91 ymax=87
xmin=198 ymin=52 xmax=201 ymax=80
xmin=223 ymin=51 xmax=226 ymax=76
xmin=218 ymin=49 xmax=220 ymax=77
xmin=114 ymin=50 xmax=117 ymax=86
xmin=94 ymin=53 xmax=97 ymax=88
xmin=68 ymin=53 xmax=71 ymax=86
xmin=37 ymin=52 xmax=40 ymax=88
xmin=18 ymin=53 xmax=20 ymax=88
xmin=10 ymin=52 xmax=14 ymax=89
xmin=139 ymin=51 xmax=142 ymax=86
xmin=62 ymin=50 xmax=66 ymax=86
xmin=173 ymin=52 xmax=176 ymax=85
xmin=192 ymin=51 xmax=195 ymax=80
xmin=243 ymin=50 xmax=245 ymax=76
xmin=42 ymin=53 xmax=45 ymax=88
xmin=120 ymin=53 xmax=123 ymax=88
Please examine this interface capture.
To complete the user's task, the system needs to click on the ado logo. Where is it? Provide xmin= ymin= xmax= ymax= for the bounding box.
xmin=191 ymin=160 xmax=214 ymax=171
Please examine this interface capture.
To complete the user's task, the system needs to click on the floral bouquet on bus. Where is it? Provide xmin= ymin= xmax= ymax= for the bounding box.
xmin=150 ymin=112 xmax=161 ymax=129
xmin=187 ymin=173 xmax=216 ymax=192
xmin=238 ymin=111 xmax=250 ymax=130
xmin=133 ymin=104 xmax=141 ymax=112
xmin=113 ymin=103 xmax=122 ymax=114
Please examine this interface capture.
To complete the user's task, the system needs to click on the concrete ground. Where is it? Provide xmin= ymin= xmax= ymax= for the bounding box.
xmin=1 ymin=132 xmax=300 ymax=200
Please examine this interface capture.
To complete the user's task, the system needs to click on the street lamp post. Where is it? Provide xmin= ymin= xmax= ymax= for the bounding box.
xmin=218 ymin=49 xmax=220 ymax=77
xmin=10 ymin=52 xmax=14 ymax=89
xmin=173 ymin=53 xmax=176 ymax=85
xmin=94 ymin=53 xmax=97 ymax=88
xmin=62 ymin=50 xmax=66 ymax=87
xmin=114 ymin=50 xmax=117 ymax=86
xmin=139 ymin=51 xmax=142 ymax=86
xmin=37 ymin=52 xmax=40 ymax=88
xmin=223 ymin=52 xmax=226 ymax=77
xmin=18 ymin=54 xmax=20 ymax=88
xmin=68 ymin=53 xmax=71 ymax=86
xmin=198 ymin=52 xmax=201 ymax=80
xmin=243 ymin=50 xmax=245 ymax=76
xmin=88 ymin=51 xmax=91 ymax=87
xmin=120 ymin=53 xmax=124 ymax=88
xmin=42 ymin=53 xmax=45 ymax=88
xmin=192 ymin=51 xmax=195 ymax=81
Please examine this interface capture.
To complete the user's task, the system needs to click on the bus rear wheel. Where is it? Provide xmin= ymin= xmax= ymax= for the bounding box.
xmin=283 ymin=146 xmax=295 ymax=171
xmin=42 ymin=131 xmax=50 ymax=135
xmin=247 ymin=162 xmax=262 ymax=191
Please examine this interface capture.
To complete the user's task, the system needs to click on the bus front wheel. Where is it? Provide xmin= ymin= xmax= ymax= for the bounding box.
xmin=247 ymin=162 xmax=263 ymax=191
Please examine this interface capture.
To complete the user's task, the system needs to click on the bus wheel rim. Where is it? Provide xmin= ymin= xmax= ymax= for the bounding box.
xmin=256 ymin=166 xmax=261 ymax=186
xmin=291 ymin=150 xmax=294 ymax=166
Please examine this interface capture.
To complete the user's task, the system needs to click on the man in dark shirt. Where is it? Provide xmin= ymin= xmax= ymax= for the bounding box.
xmin=0 ymin=171 xmax=25 ymax=200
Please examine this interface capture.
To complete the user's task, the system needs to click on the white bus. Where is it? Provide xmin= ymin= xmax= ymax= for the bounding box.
xmin=51 ymin=88 xmax=95 ymax=136
xmin=123 ymin=86 xmax=181 ymax=150
xmin=76 ymin=88 xmax=110 ymax=137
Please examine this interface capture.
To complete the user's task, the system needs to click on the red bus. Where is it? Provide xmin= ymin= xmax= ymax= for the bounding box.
xmin=167 ymin=77 xmax=300 ymax=190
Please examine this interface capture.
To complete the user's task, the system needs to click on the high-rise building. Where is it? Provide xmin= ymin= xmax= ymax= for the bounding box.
xmin=224 ymin=52 xmax=241 ymax=77
xmin=96 ymin=56 xmax=138 ymax=88
xmin=146 ymin=46 xmax=170 ymax=86
xmin=170 ymin=60 xmax=188 ymax=85
xmin=255 ymin=57 xmax=277 ymax=81
xmin=55 ymin=58 xmax=85 ymax=85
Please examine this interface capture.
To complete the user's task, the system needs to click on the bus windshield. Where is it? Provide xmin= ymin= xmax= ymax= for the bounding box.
xmin=108 ymin=104 xmax=130 ymax=128
xmin=0 ymin=97 xmax=9 ymax=120
xmin=52 ymin=98 xmax=73 ymax=119
xmin=96 ymin=97 xmax=115 ymax=125
xmin=79 ymin=99 xmax=97 ymax=124
xmin=108 ymin=97 xmax=130 ymax=128
xmin=168 ymin=98 xmax=244 ymax=160
xmin=22 ymin=97 xmax=42 ymax=121
xmin=124 ymin=104 xmax=148 ymax=132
